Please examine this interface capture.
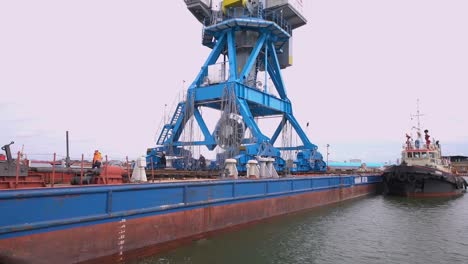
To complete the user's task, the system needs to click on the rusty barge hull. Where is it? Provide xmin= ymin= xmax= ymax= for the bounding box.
xmin=0 ymin=175 xmax=382 ymax=264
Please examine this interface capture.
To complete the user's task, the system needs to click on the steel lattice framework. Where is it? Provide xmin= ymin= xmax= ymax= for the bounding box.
xmin=151 ymin=3 xmax=326 ymax=172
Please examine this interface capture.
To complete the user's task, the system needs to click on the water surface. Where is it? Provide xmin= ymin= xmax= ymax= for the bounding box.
xmin=136 ymin=191 xmax=468 ymax=264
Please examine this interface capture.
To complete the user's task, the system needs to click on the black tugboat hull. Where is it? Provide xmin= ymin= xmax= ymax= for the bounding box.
xmin=382 ymin=165 xmax=467 ymax=197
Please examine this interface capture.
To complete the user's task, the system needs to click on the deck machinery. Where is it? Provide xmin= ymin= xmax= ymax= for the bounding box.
xmin=147 ymin=0 xmax=326 ymax=173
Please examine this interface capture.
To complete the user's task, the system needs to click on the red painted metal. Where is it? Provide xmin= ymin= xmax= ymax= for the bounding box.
xmin=51 ymin=153 xmax=56 ymax=188
xmin=0 ymin=184 xmax=379 ymax=264
xmin=0 ymin=175 xmax=46 ymax=189
xmin=1 ymin=154 xmax=128 ymax=189
xmin=102 ymin=166 xmax=123 ymax=175
xmin=41 ymin=171 xmax=74 ymax=185
xmin=89 ymin=166 xmax=124 ymax=185
xmin=15 ymin=151 xmax=20 ymax=188
xmin=80 ymin=154 xmax=84 ymax=186
xmin=104 ymin=155 xmax=108 ymax=185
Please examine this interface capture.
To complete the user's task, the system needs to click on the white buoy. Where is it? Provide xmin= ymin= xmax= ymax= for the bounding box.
xmin=225 ymin=159 xmax=238 ymax=179
xmin=247 ymin=160 xmax=260 ymax=178
xmin=131 ymin=156 xmax=148 ymax=183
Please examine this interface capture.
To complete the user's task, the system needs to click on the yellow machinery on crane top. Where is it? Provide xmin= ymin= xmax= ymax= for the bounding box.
xmin=222 ymin=0 xmax=249 ymax=13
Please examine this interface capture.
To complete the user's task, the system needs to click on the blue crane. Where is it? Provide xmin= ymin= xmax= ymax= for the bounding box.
xmin=147 ymin=0 xmax=326 ymax=173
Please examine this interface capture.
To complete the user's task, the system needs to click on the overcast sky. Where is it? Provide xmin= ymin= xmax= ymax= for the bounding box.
xmin=1 ymin=0 xmax=467 ymax=163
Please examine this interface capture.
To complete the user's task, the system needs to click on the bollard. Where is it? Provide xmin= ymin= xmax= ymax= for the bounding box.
xmin=258 ymin=157 xmax=268 ymax=178
xmin=247 ymin=160 xmax=259 ymax=178
xmin=130 ymin=156 xmax=147 ymax=182
xmin=225 ymin=159 xmax=238 ymax=179
xmin=267 ymin=158 xmax=279 ymax=178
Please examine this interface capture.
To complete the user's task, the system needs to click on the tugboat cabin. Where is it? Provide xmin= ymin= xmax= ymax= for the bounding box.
xmin=402 ymin=130 xmax=450 ymax=172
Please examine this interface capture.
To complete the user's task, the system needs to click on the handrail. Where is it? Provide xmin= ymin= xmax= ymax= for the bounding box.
xmin=203 ymin=5 xmax=292 ymax=35
xmin=155 ymin=88 xmax=187 ymax=145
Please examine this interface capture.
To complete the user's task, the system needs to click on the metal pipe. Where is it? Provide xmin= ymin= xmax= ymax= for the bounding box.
xmin=104 ymin=155 xmax=108 ymax=184
xmin=15 ymin=151 xmax=20 ymax=188
xmin=264 ymin=38 xmax=268 ymax=93
xmin=51 ymin=153 xmax=56 ymax=188
xmin=65 ymin=131 xmax=70 ymax=168
xmin=151 ymin=157 xmax=155 ymax=183
xmin=80 ymin=154 xmax=84 ymax=186
xmin=32 ymin=166 xmax=93 ymax=173
xmin=2 ymin=141 xmax=15 ymax=163
xmin=126 ymin=156 xmax=130 ymax=183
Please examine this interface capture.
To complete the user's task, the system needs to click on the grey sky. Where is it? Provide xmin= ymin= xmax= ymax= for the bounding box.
xmin=1 ymin=0 xmax=467 ymax=162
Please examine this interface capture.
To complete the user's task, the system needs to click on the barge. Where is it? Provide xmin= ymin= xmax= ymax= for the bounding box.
xmin=0 ymin=175 xmax=381 ymax=263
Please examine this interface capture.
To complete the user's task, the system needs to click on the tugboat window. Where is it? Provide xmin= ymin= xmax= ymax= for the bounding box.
xmin=408 ymin=153 xmax=413 ymax=158
xmin=429 ymin=153 xmax=435 ymax=159
xmin=414 ymin=152 xmax=420 ymax=158
xmin=421 ymin=152 xmax=428 ymax=159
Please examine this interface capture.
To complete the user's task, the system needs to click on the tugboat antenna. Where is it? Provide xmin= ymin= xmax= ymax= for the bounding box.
xmin=411 ymin=99 xmax=424 ymax=133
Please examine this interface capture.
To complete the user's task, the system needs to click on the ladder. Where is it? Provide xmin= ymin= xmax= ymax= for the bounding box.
xmin=156 ymin=102 xmax=185 ymax=145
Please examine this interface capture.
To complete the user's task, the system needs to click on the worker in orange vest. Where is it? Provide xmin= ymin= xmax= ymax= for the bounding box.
xmin=92 ymin=150 xmax=102 ymax=169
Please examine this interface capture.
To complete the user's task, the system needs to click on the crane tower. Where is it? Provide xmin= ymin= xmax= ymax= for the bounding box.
xmin=148 ymin=0 xmax=326 ymax=173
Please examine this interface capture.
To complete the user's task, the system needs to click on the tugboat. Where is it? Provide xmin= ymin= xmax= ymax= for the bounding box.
xmin=383 ymin=104 xmax=467 ymax=197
